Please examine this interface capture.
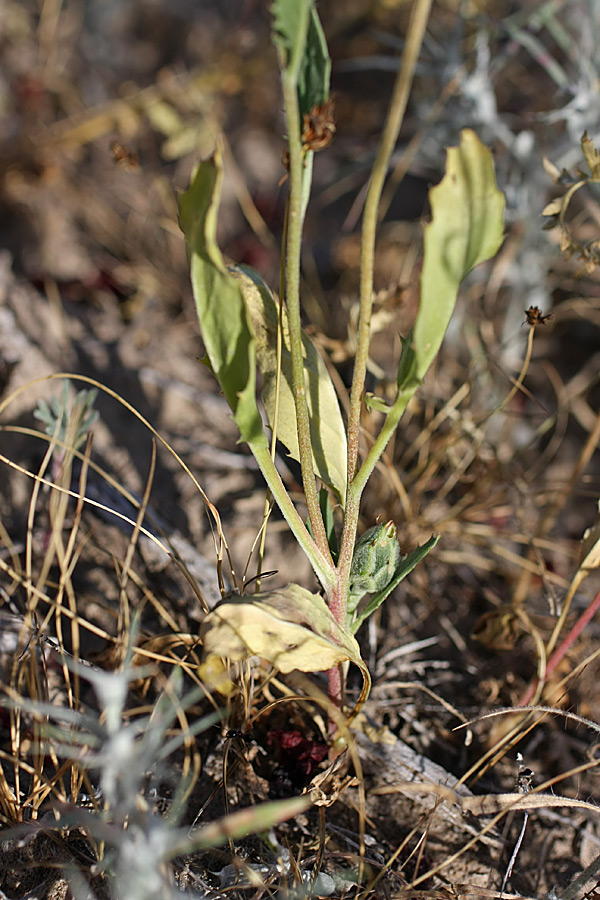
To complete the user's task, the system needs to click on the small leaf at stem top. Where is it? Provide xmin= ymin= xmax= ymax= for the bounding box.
xmin=271 ymin=0 xmax=331 ymax=123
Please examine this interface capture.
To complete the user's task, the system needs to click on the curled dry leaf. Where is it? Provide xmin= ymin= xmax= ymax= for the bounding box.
xmin=542 ymin=196 xmax=565 ymax=217
xmin=542 ymin=155 xmax=562 ymax=182
xmin=307 ymin=749 xmax=358 ymax=807
xmin=580 ymin=502 xmax=600 ymax=572
xmin=582 ymin=130 xmax=600 ymax=178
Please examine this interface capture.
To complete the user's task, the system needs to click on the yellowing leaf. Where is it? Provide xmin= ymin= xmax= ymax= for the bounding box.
xmin=231 ymin=266 xmax=347 ymax=503
xmin=145 ymin=99 xmax=184 ymax=136
xmin=197 ymin=654 xmax=236 ymax=696
xmin=163 ymin=122 xmax=212 ymax=161
xmin=200 ymin=584 xmax=362 ymax=674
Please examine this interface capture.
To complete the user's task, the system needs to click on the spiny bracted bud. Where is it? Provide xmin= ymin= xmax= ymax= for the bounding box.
xmin=348 ymin=521 xmax=401 ymax=616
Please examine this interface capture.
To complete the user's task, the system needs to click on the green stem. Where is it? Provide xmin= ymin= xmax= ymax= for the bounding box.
xmin=351 ymin=387 xmax=415 ymax=502
xmin=337 ymin=0 xmax=433 ymax=619
xmin=335 ymin=384 xmax=412 ymax=623
xmin=279 ymin=8 xmax=332 ymax=568
xmin=251 ymin=442 xmax=335 ymax=593
xmin=346 ymin=0 xmax=433 ymax=482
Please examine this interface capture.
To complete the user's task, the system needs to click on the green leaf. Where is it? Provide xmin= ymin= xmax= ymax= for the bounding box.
xmin=299 ymin=7 xmax=331 ymax=118
xmin=271 ymin=0 xmax=309 ymax=59
xmin=271 ymin=1 xmax=331 ymax=216
xmin=350 ymin=535 xmax=440 ymax=635
xmin=179 ymin=148 xmax=267 ymax=448
xmin=306 ymin=487 xmax=339 ymax=562
xmin=201 ymin=584 xmax=363 ymax=674
xmin=271 ymin=1 xmax=330 ymax=120
xmin=415 ymin=129 xmax=505 ymax=381
xmin=395 ymin=333 xmax=419 ymax=393
xmin=364 ymin=393 xmax=391 ymax=414
xmin=232 ymin=265 xmax=347 ymax=504
xmin=171 ymin=795 xmax=311 ymax=855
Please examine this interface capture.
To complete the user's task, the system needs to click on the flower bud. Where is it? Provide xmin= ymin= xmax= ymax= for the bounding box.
xmin=348 ymin=521 xmax=400 ymax=614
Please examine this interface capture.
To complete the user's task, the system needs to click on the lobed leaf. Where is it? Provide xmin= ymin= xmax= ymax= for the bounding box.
xmin=415 ymin=129 xmax=505 ymax=381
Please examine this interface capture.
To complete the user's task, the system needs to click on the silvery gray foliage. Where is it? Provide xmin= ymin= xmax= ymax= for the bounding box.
xmin=8 ymin=640 xmax=219 ymax=900
xmin=70 ymin=661 xmax=218 ymax=900
xmin=34 ymin=380 xmax=98 ymax=452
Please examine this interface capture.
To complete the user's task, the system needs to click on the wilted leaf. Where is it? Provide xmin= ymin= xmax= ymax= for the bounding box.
xmin=196 ymin=654 xmax=236 ymax=697
xmin=415 ymin=129 xmax=505 ymax=381
xmin=232 ymin=265 xmax=347 ymax=503
xmin=307 ymin=749 xmax=358 ymax=806
xmin=471 ymin=606 xmax=522 ymax=650
xmin=200 ymin=584 xmax=362 ymax=674
xmin=179 ymin=149 xmax=267 ymax=448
